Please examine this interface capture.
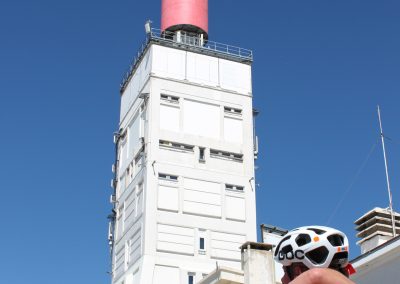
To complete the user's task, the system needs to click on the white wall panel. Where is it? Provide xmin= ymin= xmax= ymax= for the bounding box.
xmin=224 ymin=116 xmax=243 ymax=144
xmin=157 ymin=224 xmax=194 ymax=255
xmin=183 ymin=178 xmax=220 ymax=194
xmin=128 ymin=114 xmax=141 ymax=160
xmin=132 ymin=270 xmax=139 ymax=284
xmin=139 ymin=49 xmax=152 ymax=86
xmin=183 ymin=178 xmax=221 ymax=217
xmin=152 ymin=45 xmax=186 ymax=80
xmin=129 ymin=228 xmax=141 ymax=264
xmin=211 ymin=231 xmax=246 ymax=243
xmin=186 ymin=52 xmax=219 ymax=86
xmin=115 ymin=245 xmax=125 ymax=278
xmin=125 ymin=194 xmax=136 ymax=229
xmin=125 ymin=273 xmax=133 ymax=284
xmin=159 ymin=104 xmax=180 ymax=132
xmin=226 ymin=196 xmax=246 ymax=221
xmin=157 ymin=185 xmax=179 ymax=211
xmin=183 ymin=201 xmax=221 ymax=217
xmin=210 ymin=231 xmax=246 ymax=261
xmin=137 ymin=189 xmax=144 ymax=216
xmin=120 ymin=50 xmax=149 ymax=121
xmin=184 ymin=189 xmax=220 ymax=206
xmin=183 ymin=100 xmax=220 ymax=139
xmin=119 ymin=138 xmax=128 ymax=171
xmin=153 ymin=266 xmax=180 ymax=284
xmin=158 ymin=224 xmax=195 ymax=237
xmin=158 ymin=232 xmax=194 ymax=245
xmin=219 ymin=59 xmax=251 ymax=94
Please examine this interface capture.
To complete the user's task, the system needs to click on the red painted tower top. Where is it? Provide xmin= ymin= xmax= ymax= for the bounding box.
xmin=161 ymin=0 xmax=208 ymax=38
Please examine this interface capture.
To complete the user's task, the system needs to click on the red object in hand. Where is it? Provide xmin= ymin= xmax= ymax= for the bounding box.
xmin=161 ymin=0 xmax=208 ymax=35
xmin=346 ymin=264 xmax=356 ymax=275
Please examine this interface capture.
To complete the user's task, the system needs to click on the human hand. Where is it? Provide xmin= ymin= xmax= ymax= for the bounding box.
xmin=284 ymin=268 xmax=355 ymax=284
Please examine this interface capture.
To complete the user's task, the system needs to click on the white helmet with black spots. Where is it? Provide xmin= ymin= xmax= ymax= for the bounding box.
xmin=274 ymin=226 xmax=349 ymax=270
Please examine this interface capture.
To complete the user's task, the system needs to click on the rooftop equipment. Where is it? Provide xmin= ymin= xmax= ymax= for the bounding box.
xmin=355 ymin=207 xmax=400 ymax=254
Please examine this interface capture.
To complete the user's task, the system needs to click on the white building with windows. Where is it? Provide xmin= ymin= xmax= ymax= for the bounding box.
xmin=108 ymin=2 xmax=258 ymax=283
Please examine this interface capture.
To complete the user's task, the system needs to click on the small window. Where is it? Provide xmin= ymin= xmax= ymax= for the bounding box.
xmin=159 ymin=140 xmax=194 ymax=152
xmin=199 ymin=238 xmax=205 ymax=250
xmin=198 ymin=229 xmax=206 ymax=254
xmin=161 ymin=94 xmax=179 ymax=104
xmin=225 ymin=184 xmax=244 ymax=191
xmin=210 ymin=149 xmax=243 ymax=162
xmin=199 ymin=147 xmax=205 ymax=162
xmin=158 ymin=173 xmax=178 ymax=181
xmin=188 ymin=273 xmax=195 ymax=284
xmin=224 ymin=106 xmax=242 ymax=116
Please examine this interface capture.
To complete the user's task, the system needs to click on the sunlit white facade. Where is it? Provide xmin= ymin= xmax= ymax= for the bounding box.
xmin=110 ymin=36 xmax=257 ymax=284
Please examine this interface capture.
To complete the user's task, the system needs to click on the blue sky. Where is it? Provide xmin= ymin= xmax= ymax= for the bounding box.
xmin=1 ymin=0 xmax=399 ymax=283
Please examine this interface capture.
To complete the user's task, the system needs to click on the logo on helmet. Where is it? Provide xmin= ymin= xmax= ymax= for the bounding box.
xmin=278 ymin=249 xmax=305 ymax=260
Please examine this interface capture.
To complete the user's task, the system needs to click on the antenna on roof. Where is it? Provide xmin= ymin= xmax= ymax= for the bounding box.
xmin=377 ymin=105 xmax=397 ymax=237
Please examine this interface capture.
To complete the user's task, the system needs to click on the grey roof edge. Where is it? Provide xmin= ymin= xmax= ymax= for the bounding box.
xmin=350 ymin=234 xmax=400 ymax=264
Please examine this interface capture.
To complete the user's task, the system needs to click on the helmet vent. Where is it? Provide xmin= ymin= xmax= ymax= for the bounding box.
xmin=327 ymin=234 xmax=344 ymax=246
xmin=330 ymin=251 xmax=349 ymax=268
xmin=281 ymin=245 xmax=293 ymax=254
xmin=307 ymin=228 xmax=326 ymax=235
xmin=274 ymin=235 xmax=291 ymax=256
xmin=305 ymin=246 xmax=329 ymax=264
xmin=295 ymin=234 xmax=311 ymax=247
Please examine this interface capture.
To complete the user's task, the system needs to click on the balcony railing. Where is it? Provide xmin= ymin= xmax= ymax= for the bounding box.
xmin=120 ymin=28 xmax=253 ymax=92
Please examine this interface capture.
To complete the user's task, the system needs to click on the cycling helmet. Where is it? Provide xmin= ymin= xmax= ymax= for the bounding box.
xmin=274 ymin=226 xmax=349 ymax=270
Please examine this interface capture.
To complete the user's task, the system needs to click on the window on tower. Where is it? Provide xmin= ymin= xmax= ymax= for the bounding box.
xmin=188 ymin=273 xmax=195 ymax=284
xmin=158 ymin=173 xmax=178 ymax=182
xmin=198 ymin=229 xmax=207 ymax=254
xmin=161 ymin=94 xmax=180 ymax=104
xmin=210 ymin=149 xmax=243 ymax=162
xmin=199 ymin=147 xmax=205 ymax=162
xmin=224 ymin=106 xmax=242 ymax=116
xmin=159 ymin=140 xmax=194 ymax=152
xmin=200 ymin=238 xmax=205 ymax=250
xmin=225 ymin=184 xmax=244 ymax=192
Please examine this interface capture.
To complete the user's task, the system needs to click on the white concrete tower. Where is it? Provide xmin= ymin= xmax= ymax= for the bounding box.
xmin=109 ymin=1 xmax=257 ymax=283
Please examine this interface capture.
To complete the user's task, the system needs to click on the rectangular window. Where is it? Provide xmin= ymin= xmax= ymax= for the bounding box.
xmin=225 ymin=184 xmax=244 ymax=192
xmin=188 ymin=273 xmax=195 ymax=284
xmin=161 ymin=94 xmax=180 ymax=104
xmin=224 ymin=106 xmax=242 ymax=116
xmin=198 ymin=229 xmax=206 ymax=254
xmin=158 ymin=173 xmax=179 ymax=181
xmin=210 ymin=149 xmax=243 ymax=162
xmin=159 ymin=140 xmax=194 ymax=152
xmin=199 ymin=238 xmax=205 ymax=250
xmin=199 ymin=147 xmax=205 ymax=162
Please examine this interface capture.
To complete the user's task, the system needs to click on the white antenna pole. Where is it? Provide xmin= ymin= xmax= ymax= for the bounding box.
xmin=377 ymin=105 xmax=397 ymax=237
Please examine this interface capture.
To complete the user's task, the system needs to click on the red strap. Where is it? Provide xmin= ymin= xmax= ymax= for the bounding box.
xmin=346 ymin=263 xmax=356 ymax=275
